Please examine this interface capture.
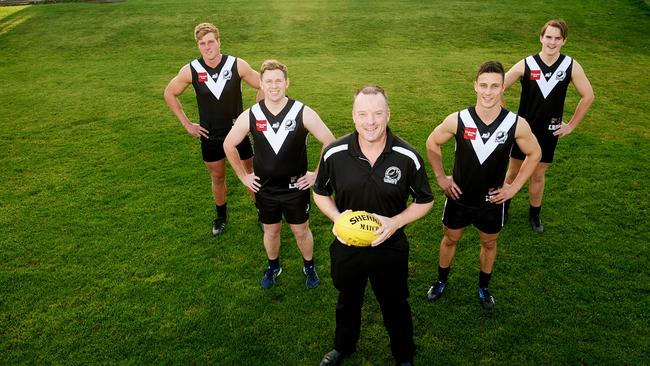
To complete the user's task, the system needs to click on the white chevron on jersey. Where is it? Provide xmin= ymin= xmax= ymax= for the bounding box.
xmin=324 ymin=144 xmax=348 ymax=161
xmin=251 ymin=101 xmax=304 ymax=154
xmin=191 ymin=56 xmax=236 ymax=100
xmin=459 ymin=109 xmax=517 ymax=165
xmin=392 ymin=146 xmax=421 ymax=170
xmin=526 ymin=55 xmax=572 ymax=98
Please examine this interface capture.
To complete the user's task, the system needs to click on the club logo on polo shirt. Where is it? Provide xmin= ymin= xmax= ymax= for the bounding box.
xmin=285 ymin=119 xmax=296 ymax=131
xmin=495 ymin=131 xmax=508 ymax=144
xmin=383 ymin=166 xmax=401 ymax=185
xmin=222 ymin=69 xmax=233 ymax=81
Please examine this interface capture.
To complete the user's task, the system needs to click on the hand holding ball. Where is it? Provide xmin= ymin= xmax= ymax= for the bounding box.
xmin=333 ymin=211 xmax=381 ymax=246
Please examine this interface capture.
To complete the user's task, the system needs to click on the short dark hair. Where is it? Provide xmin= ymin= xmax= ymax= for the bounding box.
xmin=476 ymin=61 xmax=505 ymax=80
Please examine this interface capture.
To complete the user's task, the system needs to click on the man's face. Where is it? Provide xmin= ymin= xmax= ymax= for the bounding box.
xmin=353 ymin=93 xmax=390 ymax=144
xmin=474 ymin=72 xmax=504 ymax=110
xmin=260 ymin=69 xmax=288 ymax=103
xmin=540 ymin=26 xmax=566 ymax=56
xmin=197 ymin=32 xmax=220 ymax=61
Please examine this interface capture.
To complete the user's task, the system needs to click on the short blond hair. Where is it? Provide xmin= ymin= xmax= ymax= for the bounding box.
xmin=540 ymin=19 xmax=568 ymax=39
xmin=260 ymin=59 xmax=288 ymax=79
xmin=194 ymin=23 xmax=220 ymax=41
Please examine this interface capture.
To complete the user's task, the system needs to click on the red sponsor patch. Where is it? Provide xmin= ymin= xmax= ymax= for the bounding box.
xmin=198 ymin=72 xmax=208 ymax=82
xmin=255 ymin=120 xmax=267 ymax=131
xmin=463 ymin=127 xmax=477 ymax=140
xmin=530 ymin=70 xmax=541 ymax=80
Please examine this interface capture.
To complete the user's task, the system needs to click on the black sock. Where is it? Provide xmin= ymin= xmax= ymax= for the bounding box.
xmin=438 ymin=266 xmax=451 ymax=282
xmin=479 ymin=271 xmax=492 ymax=289
xmin=268 ymin=258 xmax=280 ymax=270
xmin=216 ymin=203 xmax=227 ymax=219
xmin=303 ymin=258 xmax=314 ymax=269
xmin=529 ymin=205 xmax=541 ymax=218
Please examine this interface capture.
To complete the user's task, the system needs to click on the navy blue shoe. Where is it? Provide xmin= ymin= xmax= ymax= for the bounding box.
xmin=261 ymin=267 xmax=282 ymax=289
xmin=303 ymin=266 xmax=320 ymax=289
xmin=426 ymin=280 xmax=447 ymax=301
xmin=478 ymin=287 xmax=495 ymax=310
xmin=529 ymin=215 xmax=544 ymax=234
xmin=212 ymin=217 xmax=226 ymax=236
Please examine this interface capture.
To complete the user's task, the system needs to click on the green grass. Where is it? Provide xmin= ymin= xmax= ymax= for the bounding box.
xmin=1 ymin=0 xmax=649 ymax=364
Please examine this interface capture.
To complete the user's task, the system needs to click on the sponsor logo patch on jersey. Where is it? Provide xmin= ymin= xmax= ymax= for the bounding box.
xmin=198 ymin=72 xmax=208 ymax=83
xmin=463 ymin=127 xmax=477 ymax=140
xmin=530 ymin=70 xmax=541 ymax=80
xmin=256 ymin=120 xmax=267 ymax=131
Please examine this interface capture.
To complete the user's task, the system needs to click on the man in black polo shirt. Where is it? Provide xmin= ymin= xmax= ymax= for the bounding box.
xmin=314 ymin=85 xmax=433 ymax=366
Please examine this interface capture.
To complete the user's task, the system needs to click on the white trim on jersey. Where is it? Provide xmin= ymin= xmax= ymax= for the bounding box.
xmin=251 ymin=101 xmax=304 ymax=155
xmin=190 ymin=56 xmax=236 ymax=100
xmin=459 ymin=109 xmax=517 ymax=165
xmin=525 ymin=55 xmax=572 ymax=99
xmin=392 ymin=146 xmax=421 ymax=170
xmin=323 ymin=144 xmax=348 ymax=161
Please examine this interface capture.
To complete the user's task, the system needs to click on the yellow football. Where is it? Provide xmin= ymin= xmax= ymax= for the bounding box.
xmin=334 ymin=211 xmax=381 ymax=247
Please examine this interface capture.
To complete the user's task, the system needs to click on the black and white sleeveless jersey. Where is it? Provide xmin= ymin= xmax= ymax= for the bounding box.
xmin=453 ymin=107 xmax=518 ymax=206
xmin=190 ymin=55 xmax=243 ymax=138
xmin=249 ymin=99 xmax=308 ymax=195
xmin=518 ymin=53 xmax=573 ymax=136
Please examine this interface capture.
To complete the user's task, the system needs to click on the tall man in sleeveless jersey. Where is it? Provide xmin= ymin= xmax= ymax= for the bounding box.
xmin=425 ymin=61 xmax=541 ymax=310
xmin=224 ymin=60 xmax=334 ymax=290
xmin=164 ymin=23 xmax=263 ymax=237
xmin=503 ymin=19 xmax=594 ymax=233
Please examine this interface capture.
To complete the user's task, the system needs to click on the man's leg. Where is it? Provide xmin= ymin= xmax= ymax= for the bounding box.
xmin=260 ymin=222 xmax=283 ymax=289
xmin=528 ymin=163 xmax=549 ymax=233
xmin=477 ymin=230 xmax=499 ymax=310
xmin=205 ymin=159 xmax=227 ymax=235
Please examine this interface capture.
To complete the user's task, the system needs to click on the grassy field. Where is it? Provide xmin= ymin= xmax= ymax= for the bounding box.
xmin=1 ymin=0 xmax=649 ymax=365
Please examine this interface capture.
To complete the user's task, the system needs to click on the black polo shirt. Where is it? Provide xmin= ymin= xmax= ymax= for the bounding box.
xmin=314 ymin=128 xmax=433 ymax=249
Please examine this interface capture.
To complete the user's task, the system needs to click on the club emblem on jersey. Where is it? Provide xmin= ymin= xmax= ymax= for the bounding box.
xmin=463 ymin=127 xmax=477 ymax=140
xmin=555 ymin=70 xmax=566 ymax=81
xmin=481 ymin=132 xmax=490 ymax=139
xmin=383 ymin=166 xmax=401 ymax=185
xmin=495 ymin=131 xmax=508 ymax=144
xmin=198 ymin=72 xmax=208 ymax=83
xmin=256 ymin=120 xmax=267 ymax=131
xmin=222 ymin=69 xmax=232 ymax=81
xmin=285 ymin=119 xmax=296 ymax=131
xmin=530 ymin=70 xmax=541 ymax=80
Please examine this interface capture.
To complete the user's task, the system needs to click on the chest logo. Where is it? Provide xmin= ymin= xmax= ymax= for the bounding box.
xmin=495 ymin=131 xmax=508 ymax=144
xmin=198 ymin=72 xmax=208 ymax=83
xmin=383 ymin=166 xmax=402 ymax=185
xmin=463 ymin=127 xmax=477 ymax=140
xmin=222 ymin=69 xmax=232 ymax=81
xmin=256 ymin=120 xmax=267 ymax=131
xmin=285 ymin=119 xmax=296 ymax=131
xmin=530 ymin=70 xmax=541 ymax=80
xmin=555 ymin=70 xmax=566 ymax=81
